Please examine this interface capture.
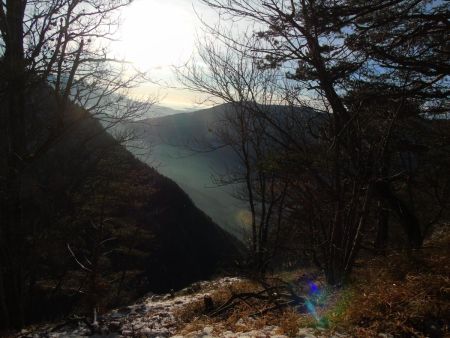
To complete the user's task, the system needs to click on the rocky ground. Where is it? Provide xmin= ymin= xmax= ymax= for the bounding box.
xmin=13 ymin=225 xmax=449 ymax=338
xmin=15 ymin=277 xmax=363 ymax=338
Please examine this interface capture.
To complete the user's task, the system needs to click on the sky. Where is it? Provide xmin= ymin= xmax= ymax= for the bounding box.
xmin=111 ymin=0 xmax=217 ymax=110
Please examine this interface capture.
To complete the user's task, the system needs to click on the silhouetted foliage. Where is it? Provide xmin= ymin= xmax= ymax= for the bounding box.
xmin=179 ymin=0 xmax=450 ymax=284
xmin=0 ymin=0 xmax=241 ymax=330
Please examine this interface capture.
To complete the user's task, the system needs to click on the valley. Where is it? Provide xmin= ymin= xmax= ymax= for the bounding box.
xmin=127 ymin=105 xmax=251 ymax=239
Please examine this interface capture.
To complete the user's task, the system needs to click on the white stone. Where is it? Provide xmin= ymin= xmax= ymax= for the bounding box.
xmin=141 ymin=327 xmax=152 ymax=334
xmin=222 ymin=330 xmax=235 ymax=338
xmin=297 ymin=328 xmax=317 ymax=338
xmin=203 ymin=326 xmax=214 ymax=334
xmin=235 ymin=319 xmax=245 ymax=326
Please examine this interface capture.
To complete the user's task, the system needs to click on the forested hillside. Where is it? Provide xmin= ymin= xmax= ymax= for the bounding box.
xmin=0 ymin=82 xmax=242 ymax=328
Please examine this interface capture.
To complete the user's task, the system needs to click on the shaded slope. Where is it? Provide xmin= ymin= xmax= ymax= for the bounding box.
xmin=1 ymin=85 xmax=243 ymax=324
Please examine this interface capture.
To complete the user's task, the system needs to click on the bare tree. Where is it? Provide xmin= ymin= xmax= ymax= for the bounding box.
xmin=180 ymin=0 xmax=441 ymax=285
xmin=0 ymin=0 xmax=153 ymax=328
xmin=177 ymin=37 xmax=307 ymax=276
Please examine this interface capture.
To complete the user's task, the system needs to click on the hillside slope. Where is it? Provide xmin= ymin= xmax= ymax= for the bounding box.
xmin=1 ymin=85 xmax=243 ymax=324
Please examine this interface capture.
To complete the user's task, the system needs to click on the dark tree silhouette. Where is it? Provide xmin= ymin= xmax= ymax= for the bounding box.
xmin=183 ymin=0 xmax=449 ymax=284
xmin=0 ymin=0 xmax=153 ymax=328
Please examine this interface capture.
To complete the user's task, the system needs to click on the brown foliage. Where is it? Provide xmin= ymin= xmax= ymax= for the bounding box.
xmin=339 ymin=227 xmax=450 ymax=337
xmin=175 ymin=279 xmax=305 ymax=335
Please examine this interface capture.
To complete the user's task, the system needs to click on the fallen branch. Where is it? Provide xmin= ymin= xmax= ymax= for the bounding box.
xmin=250 ymin=299 xmax=297 ymax=317
xmin=209 ymin=281 xmax=306 ymax=318
xmin=210 ymin=291 xmax=272 ymax=317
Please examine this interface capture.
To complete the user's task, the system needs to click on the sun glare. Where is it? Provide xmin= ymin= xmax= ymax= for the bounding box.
xmin=115 ymin=0 xmax=196 ymax=71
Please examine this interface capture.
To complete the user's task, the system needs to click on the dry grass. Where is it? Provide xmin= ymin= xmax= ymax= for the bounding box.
xmin=175 ymin=249 xmax=449 ymax=337
xmin=334 ymin=225 xmax=450 ymax=337
xmin=174 ymin=278 xmax=310 ymax=336
xmin=175 ymin=225 xmax=450 ymax=337
xmin=175 ymin=279 xmax=260 ymax=322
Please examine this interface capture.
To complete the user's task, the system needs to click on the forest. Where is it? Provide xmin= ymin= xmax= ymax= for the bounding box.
xmin=0 ymin=0 xmax=449 ymax=337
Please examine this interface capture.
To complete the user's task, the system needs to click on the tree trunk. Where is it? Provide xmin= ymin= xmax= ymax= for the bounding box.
xmin=1 ymin=0 xmax=27 ymax=329
xmin=374 ymin=180 xmax=423 ymax=249
xmin=375 ymin=200 xmax=389 ymax=254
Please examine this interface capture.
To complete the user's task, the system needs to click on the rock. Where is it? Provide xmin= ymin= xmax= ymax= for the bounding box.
xmin=297 ymin=328 xmax=317 ymax=338
xmin=79 ymin=328 xmax=92 ymax=336
xmin=203 ymin=326 xmax=214 ymax=335
xmin=204 ymin=296 xmax=214 ymax=312
xmin=117 ymin=307 xmax=132 ymax=315
xmin=235 ymin=318 xmax=245 ymax=326
xmin=246 ymin=330 xmax=266 ymax=337
xmin=141 ymin=327 xmax=152 ymax=334
xmin=135 ymin=304 xmax=147 ymax=314
xmin=222 ymin=331 xmax=235 ymax=338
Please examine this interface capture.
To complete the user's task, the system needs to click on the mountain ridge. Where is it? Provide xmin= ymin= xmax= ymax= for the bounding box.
xmin=126 ymin=102 xmax=321 ymax=237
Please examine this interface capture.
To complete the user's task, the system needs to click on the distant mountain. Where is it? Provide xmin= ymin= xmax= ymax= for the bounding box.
xmin=128 ymin=104 xmax=246 ymax=238
xmin=136 ymin=102 xmax=320 ymax=147
xmin=126 ymin=103 xmax=320 ymax=238
xmin=141 ymin=105 xmax=204 ymax=119
xmin=136 ymin=103 xmax=232 ymax=143
xmin=145 ymin=105 xmax=184 ymax=118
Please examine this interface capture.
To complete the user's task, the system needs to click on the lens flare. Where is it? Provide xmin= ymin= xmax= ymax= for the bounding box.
xmin=299 ymin=279 xmax=328 ymax=328
xmin=308 ymin=281 xmax=319 ymax=295
xmin=305 ymin=299 xmax=320 ymax=322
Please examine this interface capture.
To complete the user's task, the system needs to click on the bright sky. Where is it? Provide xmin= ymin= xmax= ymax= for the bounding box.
xmin=112 ymin=0 xmax=214 ymax=110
